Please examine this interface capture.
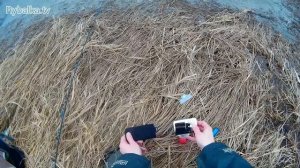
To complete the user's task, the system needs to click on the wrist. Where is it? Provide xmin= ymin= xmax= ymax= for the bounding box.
xmin=122 ymin=151 xmax=142 ymax=155
xmin=131 ymin=150 xmax=142 ymax=155
xmin=199 ymin=140 xmax=215 ymax=149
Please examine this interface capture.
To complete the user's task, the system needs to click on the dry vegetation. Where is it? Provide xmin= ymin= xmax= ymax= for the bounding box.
xmin=0 ymin=1 xmax=299 ymax=168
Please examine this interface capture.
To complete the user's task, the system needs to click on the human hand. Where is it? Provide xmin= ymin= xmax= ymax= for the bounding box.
xmin=119 ymin=132 xmax=145 ymax=155
xmin=187 ymin=121 xmax=215 ymax=149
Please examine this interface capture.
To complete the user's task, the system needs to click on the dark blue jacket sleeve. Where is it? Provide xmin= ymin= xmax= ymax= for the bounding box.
xmin=197 ymin=142 xmax=253 ymax=168
xmin=111 ymin=153 xmax=150 ymax=168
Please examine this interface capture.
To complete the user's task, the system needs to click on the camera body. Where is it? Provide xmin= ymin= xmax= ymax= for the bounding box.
xmin=173 ymin=118 xmax=197 ymax=137
xmin=125 ymin=124 xmax=156 ymax=141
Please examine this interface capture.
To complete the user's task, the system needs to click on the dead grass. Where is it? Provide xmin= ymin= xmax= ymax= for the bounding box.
xmin=0 ymin=1 xmax=299 ymax=168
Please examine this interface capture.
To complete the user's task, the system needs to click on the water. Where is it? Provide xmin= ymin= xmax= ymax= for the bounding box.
xmin=0 ymin=0 xmax=299 ymax=44
xmin=212 ymin=0 xmax=297 ymax=42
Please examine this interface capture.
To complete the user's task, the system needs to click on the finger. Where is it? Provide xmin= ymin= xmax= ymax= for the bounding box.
xmin=199 ymin=121 xmax=209 ymax=127
xmin=126 ymin=132 xmax=136 ymax=144
xmin=140 ymin=146 xmax=147 ymax=151
xmin=141 ymin=147 xmax=148 ymax=155
xmin=197 ymin=121 xmax=206 ymax=127
xmin=137 ymin=140 xmax=144 ymax=146
xmin=198 ymin=124 xmax=204 ymax=132
xmin=192 ymin=126 xmax=202 ymax=138
xmin=186 ymin=135 xmax=196 ymax=141
xmin=198 ymin=121 xmax=212 ymax=131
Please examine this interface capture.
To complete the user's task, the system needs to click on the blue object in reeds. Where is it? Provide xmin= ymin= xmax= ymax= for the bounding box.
xmin=212 ymin=127 xmax=220 ymax=137
xmin=179 ymin=94 xmax=193 ymax=104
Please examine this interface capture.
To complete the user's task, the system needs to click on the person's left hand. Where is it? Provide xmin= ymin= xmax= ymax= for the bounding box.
xmin=119 ymin=132 xmax=146 ymax=155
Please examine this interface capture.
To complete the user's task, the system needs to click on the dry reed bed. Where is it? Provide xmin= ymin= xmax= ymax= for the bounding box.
xmin=0 ymin=3 xmax=299 ymax=168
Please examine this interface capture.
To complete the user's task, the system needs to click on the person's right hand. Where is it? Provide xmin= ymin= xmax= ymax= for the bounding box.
xmin=187 ymin=121 xmax=215 ymax=149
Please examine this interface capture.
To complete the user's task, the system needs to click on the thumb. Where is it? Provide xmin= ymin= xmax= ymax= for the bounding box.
xmin=186 ymin=135 xmax=196 ymax=141
xmin=120 ymin=135 xmax=128 ymax=144
xmin=126 ymin=132 xmax=136 ymax=144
